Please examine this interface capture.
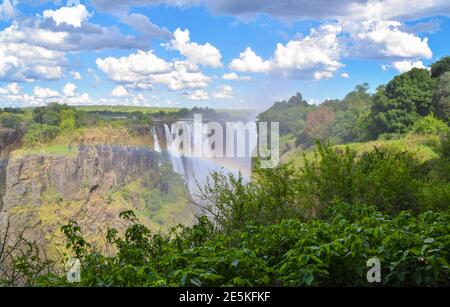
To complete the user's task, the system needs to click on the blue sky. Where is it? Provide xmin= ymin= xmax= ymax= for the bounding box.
xmin=0 ymin=0 xmax=449 ymax=110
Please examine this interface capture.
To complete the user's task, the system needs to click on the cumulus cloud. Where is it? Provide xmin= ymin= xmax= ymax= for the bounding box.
xmin=96 ymin=50 xmax=172 ymax=83
xmin=43 ymin=4 xmax=90 ymax=28
xmin=222 ymin=72 xmax=251 ymax=81
xmin=63 ymin=83 xmax=77 ymax=97
xmin=392 ymin=60 xmax=426 ymax=73
xmin=165 ymin=28 xmax=222 ymax=68
xmin=96 ymin=51 xmax=211 ymax=91
xmin=230 ymin=24 xmax=343 ymax=80
xmin=70 ymin=71 xmax=82 ymax=80
xmin=33 ymin=86 xmax=59 ymax=98
xmin=229 ymin=47 xmax=271 ymax=73
xmin=0 ymin=0 xmax=14 ymax=20
xmin=345 ymin=20 xmax=433 ymax=60
xmin=183 ymin=89 xmax=209 ymax=100
xmin=340 ymin=72 xmax=350 ymax=78
xmin=213 ymin=85 xmax=233 ymax=99
xmin=111 ymin=85 xmax=129 ymax=97
xmin=0 ymin=41 xmax=66 ymax=82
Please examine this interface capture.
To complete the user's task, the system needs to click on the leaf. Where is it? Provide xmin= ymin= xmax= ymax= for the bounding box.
xmin=424 ymin=238 xmax=435 ymax=244
xmin=231 ymin=259 xmax=239 ymax=268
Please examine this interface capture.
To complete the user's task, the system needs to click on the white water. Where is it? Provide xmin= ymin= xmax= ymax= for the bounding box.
xmin=152 ymin=127 xmax=162 ymax=153
xmin=156 ymin=121 xmax=257 ymax=199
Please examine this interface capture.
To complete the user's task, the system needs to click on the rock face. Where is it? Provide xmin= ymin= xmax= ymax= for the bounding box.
xmin=0 ymin=144 xmax=194 ymax=256
xmin=0 ymin=128 xmax=22 ymax=211
xmin=2 ymin=144 xmax=159 ymax=209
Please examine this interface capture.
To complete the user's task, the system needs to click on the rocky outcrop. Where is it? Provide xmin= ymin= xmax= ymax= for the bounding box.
xmin=0 ymin=144 xmax=194 ymax=256
xmin=2 ymin=144 xmax=159 ymax=209
xmin=0 ymin=128 xmax=22 ymax=210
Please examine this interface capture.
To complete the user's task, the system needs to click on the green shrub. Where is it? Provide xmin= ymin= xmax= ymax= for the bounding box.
xmin=22 ymin=124 xmax=61 ymax=147
xmin=411 ymin=114 xmax=449 ymax=135
xmin=0 ymin=112 xmax=20 ymax=129
xmin=29 ymin=204 xmax=450 ymax=287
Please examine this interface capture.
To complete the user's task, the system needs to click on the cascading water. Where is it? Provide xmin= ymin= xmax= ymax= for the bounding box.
xmin=163 ymin=123 xmax=186 ymax=178
xmin=152 ymin=127 xmax=162 ymax=153
xmin=158 ymin=119 xmax=257 ymax=200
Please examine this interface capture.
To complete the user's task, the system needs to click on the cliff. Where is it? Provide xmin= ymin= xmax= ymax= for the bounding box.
xmin=0 ymin=144 xmax=195 ymax=256
xmin=0 ymin=128 xmax=23 ymax=211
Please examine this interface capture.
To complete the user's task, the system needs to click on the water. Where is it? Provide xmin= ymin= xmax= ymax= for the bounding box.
xmin=155 ymin=120 xmax=257 ymax=199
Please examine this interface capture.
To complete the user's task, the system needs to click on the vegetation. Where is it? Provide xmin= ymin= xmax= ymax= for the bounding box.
xmin=1 ymin=56 xmax=449 ymax=287
xmin=1 ymin=138 xmax=449 ymax=287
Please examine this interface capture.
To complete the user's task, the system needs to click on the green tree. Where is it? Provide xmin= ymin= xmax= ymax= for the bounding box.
xmin=433 ymin=71 xmax=450 ymax=121
xmin=0 ymin=113 xmax=20 ymax=129
xmin=60 ymin=109 xmax=76 ymax=131
xmin=370 ymin=69 xmax=437 ymax=136
xmin=431 ymin=56 xmax=450 ymax=78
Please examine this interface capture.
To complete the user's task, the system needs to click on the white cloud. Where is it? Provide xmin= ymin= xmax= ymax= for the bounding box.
xmin=314 ymin=71 xmax=334 ymax=80
xmin=111 ymin=85 xmax=129 ymax=97
xmin=96 ymin=50 xmax=172 ymax=83
xmin=43 ymin=4 xmax=90 ymax=28
xmin=392 ymin=60 xmax=426 ymax=73
xmin=340 ymin=72 xmax=350 ymax=78
xmin=63 ymin=83 xmax=77 ymax=97
xmin=213 ymin=85 xmax=233 ymax=99
xmin=222 ymin=72 xmax=251 ymax=81
xmin=33 ymin=86 xmax=59 ymax=98
xmin=346 ymin=20 xmax=432 ymax=59
xmin=0 ymin=40 xmax=66 ymax=82
xmin=0 ymin=0 xmax=14 ymax=20
xmin=229 ymin=47 xmax=271 ymax=73
xmin=230 ymin=24 xmax=343 ymax=79
xmin=97 ymin=52 xmax=211 ymax=91
xmin=166 ymin=28 xmax=222 ymax=68
xmin=272 ymin=24 xmax=343 ymax=78
xmin=6 ymin=82 xmax=20 ymax=94
xmin=70 ymin=71 xmax=82 ymax=80
xmin=183 ymin=89 xmax=209 ymax=100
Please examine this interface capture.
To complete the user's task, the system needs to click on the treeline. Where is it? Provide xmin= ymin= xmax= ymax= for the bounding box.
xmin=259 ymin=56 xmax=450 ymax=149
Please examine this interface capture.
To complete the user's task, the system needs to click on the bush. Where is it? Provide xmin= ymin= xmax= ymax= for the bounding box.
xmin=411 ymin=114 xmax=449 ymax=135
xmin=28 ymin=204 xmax=450 ymax=287
xmin=0 ymin=113 xmax=20 ymax=129
xmin=298 ymin=144 xmax=423 ymax=216
xmin=22 ymin=124 xmax=61 ymax=147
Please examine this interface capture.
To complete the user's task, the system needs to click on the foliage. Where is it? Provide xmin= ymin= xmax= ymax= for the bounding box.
xmin=411 ymin=114 xmax=449 ymax=135
xmin=22 ymin=124 xmax=61 ymax=147
xmin=370 ymin=68 xmax=437 ymax=136
xmin=32 ymin=103 xmax=73 ymax=126
xmin=305 ymin=107 xmax=336 ymax=141
xmin=0 ymin=112 xmax=21 ymax=129
xmin=430 ymin=56 xmax=450 ymax=78
xmin=433 ymin=72 xmax=450 ymax=121
xmin=258 ymin=93 xmax=315 ymax=135
xmin=60 ymin=109 xmax=76 ymax=131
xmin=27 ymin=203 xmax=450 ymax=287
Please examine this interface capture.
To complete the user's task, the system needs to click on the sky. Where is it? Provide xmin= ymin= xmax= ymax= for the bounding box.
xmin=0 ymin=0 xmax=449 ymax=110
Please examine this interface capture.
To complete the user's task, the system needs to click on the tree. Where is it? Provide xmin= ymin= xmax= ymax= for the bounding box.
xmin=60 ymin=109 xmax=76 ymax=131
xmin=431 ymin=56 xmax=450 ymax=78
xmin=369 ymin=69 xmax=437 ymax=136
xmin=433 ymin=72 xmax=450 ymax=121
xmin=0 ymin=113 xmax=20 ymax=129
xmin=305 ymin=107 xmax=335 ymax=141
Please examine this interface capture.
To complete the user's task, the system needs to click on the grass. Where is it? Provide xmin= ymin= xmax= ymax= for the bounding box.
xmin=281 ymin=133 xmax=442 ymax=167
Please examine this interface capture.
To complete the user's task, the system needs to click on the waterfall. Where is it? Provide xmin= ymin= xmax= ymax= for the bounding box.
xmin=164 ymin=123 xmax=186 ymax=178
xmin=161 ymin=120 xmax=257 ymax=199
xmin=152 ymin=127 xmax=162 ymax=153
